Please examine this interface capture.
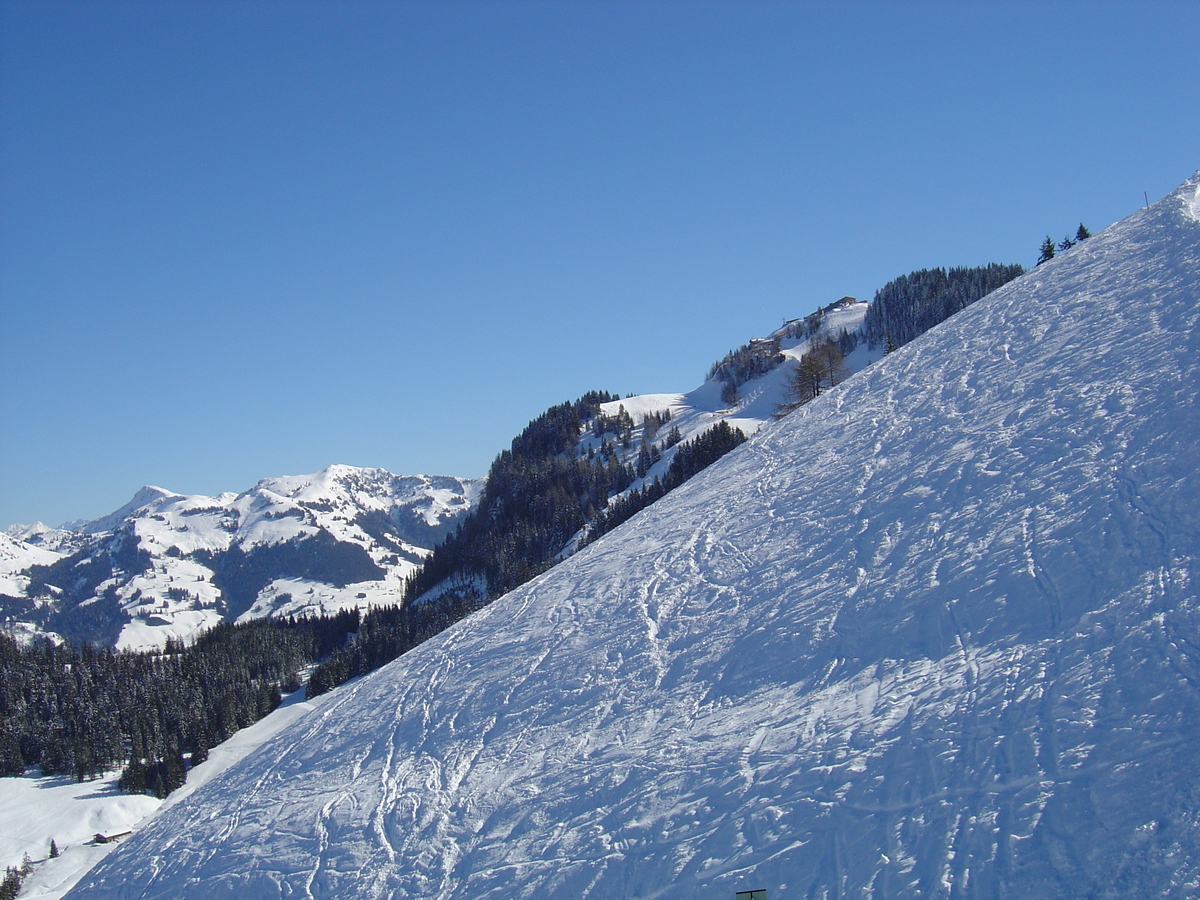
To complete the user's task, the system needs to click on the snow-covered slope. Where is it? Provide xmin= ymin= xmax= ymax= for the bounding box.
xmin=66 ymin=173 xmax=1200 ymax=897
xmin=3 ymin=522 xmax=87 ymax=556
xmin=588 ymin=299 xmax=879 ymax=474
xmin=0 ymin=532 xmax=62 ymax=601
xmin=7 ymin=466 xmax=482 ymax=650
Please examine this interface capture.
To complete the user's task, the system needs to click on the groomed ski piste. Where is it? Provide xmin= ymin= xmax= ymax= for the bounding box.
xmin=67 ymin=173 xmax=1200 ymax=898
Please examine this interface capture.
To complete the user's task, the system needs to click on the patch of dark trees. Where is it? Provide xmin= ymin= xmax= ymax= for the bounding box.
xmin=862 ymin=263 xmax=1025 ymax=351
xmin=0 ymin=611 xmax=360 ymax=797
xmin=18 ymin=528 xmax=151 ymax=646
xmin=199 ymin=531 xmax=385 ymax=619
xmin=1038 ymin=223 xmax=1091 ymax=264
xmin=776 ymin=337 xmax=853 ymax=416
xmin=0 ymin=856 xmax=31 ymax=900
xmin=582 ymin=420 xmax=747 ymax=546
xmin=404 ymin=391 xmax=632 ymax=606
xmin=708 ymin=338 xmax=785 ymax=405
xmin=304 ymin=399 xmax=749 ymax=700
xmin=304 ymin=590 xmax=485 ymax=698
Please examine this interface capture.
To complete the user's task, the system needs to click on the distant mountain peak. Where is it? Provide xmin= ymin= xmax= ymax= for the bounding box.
xmin=71 ymin=485 xmax=181 ymax=535
xmin=3 ymin=521 xmax=53 ymax=540
xmin=7 ymin=466 xmax=482 ymax=650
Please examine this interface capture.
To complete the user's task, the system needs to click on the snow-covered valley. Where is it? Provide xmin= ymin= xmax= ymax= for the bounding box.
xmin=58 ymin=175 xmax=1200 ymax=898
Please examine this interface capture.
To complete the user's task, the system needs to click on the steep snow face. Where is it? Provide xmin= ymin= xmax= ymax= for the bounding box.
xmin=67 ymin=174 xmax=1200 ymax=899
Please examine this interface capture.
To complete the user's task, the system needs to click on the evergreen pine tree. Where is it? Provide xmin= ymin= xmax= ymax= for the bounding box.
xmin=191 ymin=728 xmax=210 ymax=767
xmin=1075 ymin=223 xmax=1091 ymax=241
xmin=636 ymin=443 xmax=651 ymax=479
xmin=49 ymin=839 xmax=59 ymax=859
xmin=0 ymin=732 xmax=23 ymax=777
xmin=1037 ymin=236 xmax=1057 ymax=264
xmin=119 ymin=758 xmax=147 ymax=795
xmin=163 ymin=748 xmax=187 ymax=794
xmin=0 ymin=867 xmax=20 ymax=900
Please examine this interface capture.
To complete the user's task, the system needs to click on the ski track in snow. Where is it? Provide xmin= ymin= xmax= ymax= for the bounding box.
xmin=65 ymin=173 xmax=1200 ymax=899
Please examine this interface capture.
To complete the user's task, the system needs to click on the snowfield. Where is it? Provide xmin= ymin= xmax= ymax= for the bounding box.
xmin=67 ymin=173 xmax=1200 ymax=898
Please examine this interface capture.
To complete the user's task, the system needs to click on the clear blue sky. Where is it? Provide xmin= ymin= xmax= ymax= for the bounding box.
xmin=2 ymin=0 xmax=1197 ymax=529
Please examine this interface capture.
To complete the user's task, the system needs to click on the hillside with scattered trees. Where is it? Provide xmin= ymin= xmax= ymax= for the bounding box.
xmin=708 ymin=339 xmax=785 ymax=405
xmin=307 ymin=395 xmax=749 ymax=698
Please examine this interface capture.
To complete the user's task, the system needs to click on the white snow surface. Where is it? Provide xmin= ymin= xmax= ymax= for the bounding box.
xmin=0 ymin=775 xmax=159 ymax=900
xmin=67 ymin=174 xmax=1200 ymax=898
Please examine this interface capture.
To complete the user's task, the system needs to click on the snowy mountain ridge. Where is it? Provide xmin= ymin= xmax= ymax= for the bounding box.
xmin=595 ymin=296 xmax=876 ymax=458
xmin=1 ymin=466 xmax=483 ymax=650
xmin=66 ymin=174 xmax=1200 ymax=899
